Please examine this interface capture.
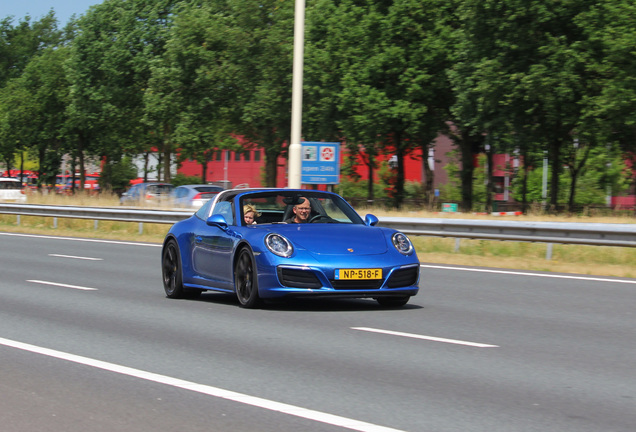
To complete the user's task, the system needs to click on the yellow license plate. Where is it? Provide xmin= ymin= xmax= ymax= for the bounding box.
xmin=335 ymin=269 xmax=382 ymax=280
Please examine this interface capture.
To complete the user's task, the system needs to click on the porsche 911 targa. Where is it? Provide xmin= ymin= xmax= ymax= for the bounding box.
xmin=161 ymin=188 xmax=420 ymax=308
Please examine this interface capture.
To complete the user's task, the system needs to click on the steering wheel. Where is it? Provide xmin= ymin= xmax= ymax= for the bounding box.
xmin=309 ymin=214 xmax=335 ymax=223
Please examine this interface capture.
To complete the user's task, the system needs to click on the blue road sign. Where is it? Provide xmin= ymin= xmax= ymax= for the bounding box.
xmin=301 ymin=142 xmax=340 ymax=184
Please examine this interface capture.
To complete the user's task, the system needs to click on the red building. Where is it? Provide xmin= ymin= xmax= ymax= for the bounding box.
xmin=178 ymin=134 xmax=457 ymax=193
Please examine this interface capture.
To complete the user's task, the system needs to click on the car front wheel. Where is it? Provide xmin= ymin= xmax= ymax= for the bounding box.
xmin=376 ymin=296 xmax=410 ymax=307
xmin=234 ymin=248 xmax=261 ymax=308
xmin=162 ymin=239 xmax=186 ymax=298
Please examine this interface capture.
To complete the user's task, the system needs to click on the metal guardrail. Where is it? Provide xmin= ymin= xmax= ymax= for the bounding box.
xmin=0 ymin=203 xmax=193 ymax=224
xmin=379 ymin=217 xmax=636 ymax=248
xmin=1 ymin=204 xmax=635 ymax=250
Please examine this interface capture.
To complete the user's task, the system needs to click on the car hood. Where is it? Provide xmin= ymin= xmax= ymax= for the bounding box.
xmin=270 ymin=224 xmax=388 ymax=256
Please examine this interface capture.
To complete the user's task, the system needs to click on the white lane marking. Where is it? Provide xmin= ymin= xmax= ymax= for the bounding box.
xmin=27 ymin=280 xmax=98 ymax=291
xmin=49 ymin=254 xmax=103 ymax=261
xmin=420 ymin=264 xmax=636 ymax=284
xmin=0 ymin=232 xmax=160 ymax=247
xmin=352 ymin=327 xmax=498 ymax=348
xmin=0 ymin=337 xmax=404 ymax=432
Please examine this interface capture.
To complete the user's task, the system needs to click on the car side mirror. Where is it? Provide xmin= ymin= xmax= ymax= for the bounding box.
xmin=364 ymin=214 xmax=379 ymax=226
xmin=206 ymin=214 xmax=229 ymax=229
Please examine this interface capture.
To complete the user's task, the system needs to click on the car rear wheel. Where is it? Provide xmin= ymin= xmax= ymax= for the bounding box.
xmin=234 ymin=248 xmax=261 ymax=308
xmin=376 ymin=296 xmax=410 ymax=307
xmin=162 ymin=239 xmax=186 ymax=298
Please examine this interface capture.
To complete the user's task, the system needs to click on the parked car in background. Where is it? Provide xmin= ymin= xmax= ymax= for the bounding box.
xmin=0 ymin=177 xmax=27 ymax=202
xmin=172 ymin=184 xmax=223 ymax=208
xmin=120 ymin=182 xmax=174 ymax=205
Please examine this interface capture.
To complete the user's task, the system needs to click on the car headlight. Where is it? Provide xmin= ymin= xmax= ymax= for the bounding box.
xmin=392 ymin=232 xmax=413 ymax=255
xmin=265 ymin=233 xmax=293 ymax=257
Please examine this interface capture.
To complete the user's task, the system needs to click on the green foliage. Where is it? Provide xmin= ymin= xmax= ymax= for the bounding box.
xmin=171 ymin=173 xmax=203 ymax=187
xmin=336 ymin=178 xmax=389 ymax=200
xmin=99 ymin=157 xmax=138 ymax=194
xmin=403 ymin=181 xmax=425 ymax=200
xmin=438 ymin=149 xmax=462 ymax=202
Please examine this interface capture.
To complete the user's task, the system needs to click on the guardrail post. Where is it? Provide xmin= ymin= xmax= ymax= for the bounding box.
xmin=94 ymin=220 xmax=98 ymax=230
xmin=139 ymin=222 xmax=143 ymax=235
xmin=53 ymin=217 xmax=58 ymax=229
xmin=17 ymin=215 xmax=20 ymax=225
xmin=546 ymin=243 xmax=553 ymax=260
xmin=455 ymin=238 xmax=461 ymax=252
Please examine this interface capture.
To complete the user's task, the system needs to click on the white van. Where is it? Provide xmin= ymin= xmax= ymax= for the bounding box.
xmin=0 ymin=177 xmax=27 ymax=202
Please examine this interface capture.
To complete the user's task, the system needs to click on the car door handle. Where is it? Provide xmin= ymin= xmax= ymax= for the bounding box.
xmin=195 ymin=236 xmax=202 ymax=243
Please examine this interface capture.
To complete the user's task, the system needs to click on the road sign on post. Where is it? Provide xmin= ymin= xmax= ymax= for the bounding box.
xmin=301 ymin=142 xmax=340 ymax=185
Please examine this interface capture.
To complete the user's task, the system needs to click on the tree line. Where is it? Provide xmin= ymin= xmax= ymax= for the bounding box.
xmin=1 ymin=0 xmax=634 ymax=211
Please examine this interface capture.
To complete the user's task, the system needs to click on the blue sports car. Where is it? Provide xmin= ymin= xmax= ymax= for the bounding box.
xmin=161 ymin=188 xmax=420 ymax=308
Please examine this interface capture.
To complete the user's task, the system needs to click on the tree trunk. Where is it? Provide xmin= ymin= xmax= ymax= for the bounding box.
xmin=38 ymin=147 xmax=45 ymax=191
xmin=549 ymin=138 xmax=560 ymax=213
xmin=156 ymin=153 xmax=163 ymax=181
xmin=163 ymin=144 xmax=172 ymax=183
xmin=485 ymin=142 xmax=494 ymax=213
xmin=19 ymin=153 xmax=24 ymax=184
xmin=366 ymin=157 xmax=374 ymax=204
xmin=201 ymin=160 xmax=208 ymax=183
xmin=78 ymin=147 xmax=86 ymax=195
xmin=520 ymin=149 xmax=529 ymax=214
xmin=458 ymin=130 xmax=482 ymax=212
xmin=567 ymin=143 xmax=591 ymax=213
xmin=143 ymin=152 xmax=150 ymax=182
xmin=264 ymin=149 xmax=279 ymax=187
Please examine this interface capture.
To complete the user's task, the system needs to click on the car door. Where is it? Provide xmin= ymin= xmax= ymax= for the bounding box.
xmin=191 ymin=200 xmax=236 ymax=290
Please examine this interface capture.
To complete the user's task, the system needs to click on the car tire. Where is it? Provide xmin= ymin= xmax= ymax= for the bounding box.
xmin=234 ymin=248 xmax=261 ymax=309
xmin=376 ymin=296 xmax=410 ymax=307
xmin=162 ymin=239 xmax=186 ymax=298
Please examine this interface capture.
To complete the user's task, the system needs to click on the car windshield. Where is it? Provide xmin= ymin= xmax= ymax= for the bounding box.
xmin=238 ymin=191 xmax=364 ymax=225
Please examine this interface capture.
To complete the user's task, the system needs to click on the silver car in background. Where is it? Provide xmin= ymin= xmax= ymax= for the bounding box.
xmin=120 ymin=182 xmax=175 ymax=205
xmin=172 ymin=184 xmax=223 ymax=208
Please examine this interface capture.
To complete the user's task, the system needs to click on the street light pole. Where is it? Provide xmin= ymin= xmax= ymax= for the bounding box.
xmin=288 ymin=0 xmax=305 ymax=189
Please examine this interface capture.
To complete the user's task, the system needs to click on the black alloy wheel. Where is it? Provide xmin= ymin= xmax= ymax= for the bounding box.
xmin=234 ymin=248 xmax=261 ymax=308
xmin=162 ymin=240 xmax=185 ymax=298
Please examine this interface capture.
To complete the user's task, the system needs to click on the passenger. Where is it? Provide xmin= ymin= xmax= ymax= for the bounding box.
xmin=243 ymin=204 xmax=259 ymax=225
xmin=285 ymin=197 xmax=311 ymax=223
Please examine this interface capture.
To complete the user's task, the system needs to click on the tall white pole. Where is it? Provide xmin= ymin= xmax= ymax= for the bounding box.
xmin=288 ymin=0 xmax=305 ymax=189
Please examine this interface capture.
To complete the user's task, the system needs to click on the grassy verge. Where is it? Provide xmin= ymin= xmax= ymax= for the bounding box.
xmin=2 ymin=193 xmax=635 ymax=279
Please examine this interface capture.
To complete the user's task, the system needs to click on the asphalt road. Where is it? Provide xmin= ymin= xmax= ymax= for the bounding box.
xmin=1 ymin=231 xmax=635 ymax=432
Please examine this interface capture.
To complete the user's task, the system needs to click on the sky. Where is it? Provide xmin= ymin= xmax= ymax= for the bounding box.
xmin=2 ymin=0 xmax=103 ymax=25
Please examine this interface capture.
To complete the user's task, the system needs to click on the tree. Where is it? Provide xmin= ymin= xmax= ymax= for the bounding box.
xmin=450 ymin=0 xmax=600 ymax=212
xmin=67 ymin=0 xmax=179 ymax=186
xmin=306 ymin=0 xmax=452 ymax=207
xmin=0 ymin=12 xmax=64 ymax=180
xmin=576 ymin=1 xmax=636 ymax=204
xmin=226 ymin=0 xmax=296 ymax=187
xmin=99 ymin=156 xmax=137 ymax=195
xmin=145 ymin=2 xmax=240 ymax=184
xmin=18 ymin=47 xmax=71 ymax=188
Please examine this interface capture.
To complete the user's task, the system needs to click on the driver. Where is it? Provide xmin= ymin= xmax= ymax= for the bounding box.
xmin=285 ymin=197 xmax=311 ymax=223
